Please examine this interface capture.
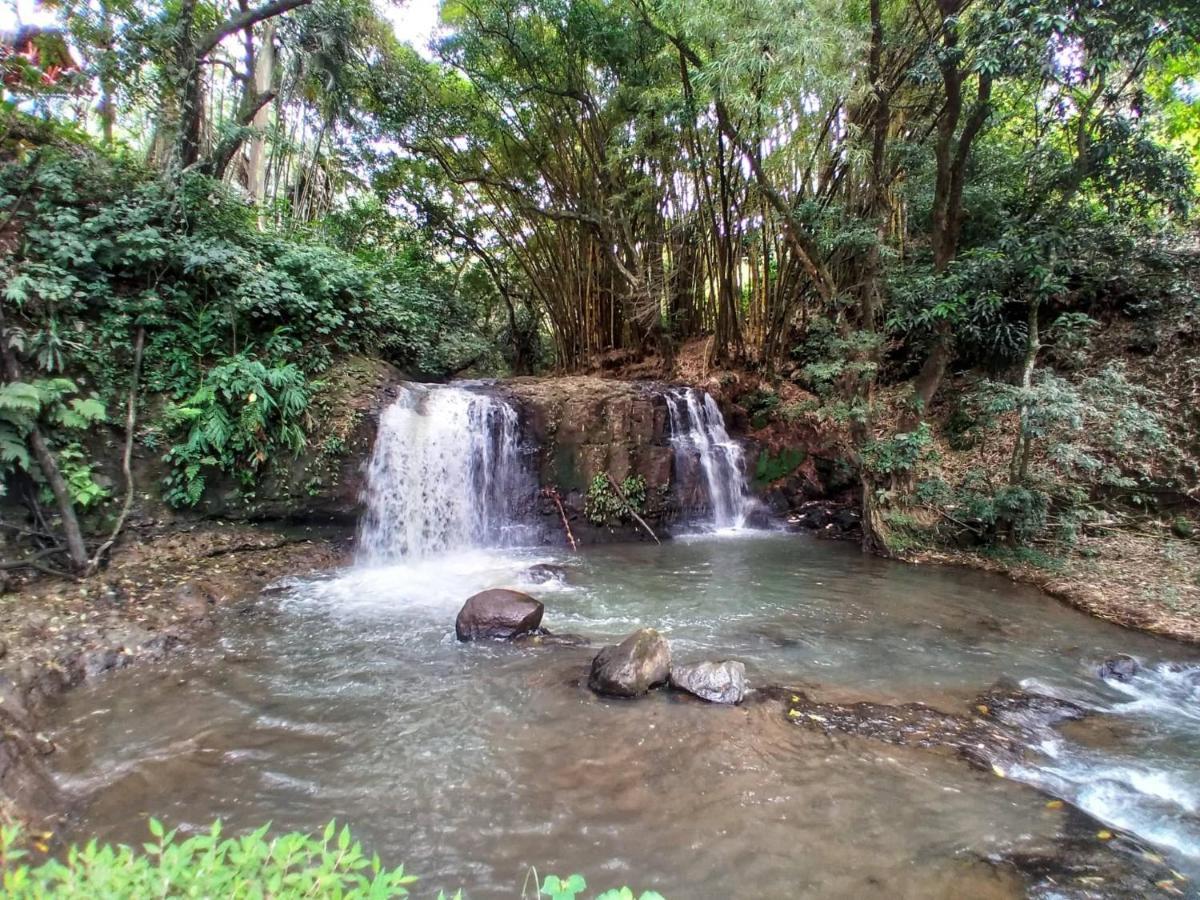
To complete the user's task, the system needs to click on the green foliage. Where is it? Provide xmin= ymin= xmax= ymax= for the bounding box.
xmin=584 ymin=474 xmax=647 ymax=526
xmin=539 ymin=873 xmax=665 ymax=900
xmin=160 ymin=356 xmax=310 ymax=507
xmin=862 ymin=424 xmax=936 ymax=479
xmin=742 ymin=389 xmax=780 ymax=429
xmin=1 ymin=139 xmax=503 ymax=510
xmin=0 ymin=823 xmax=663 ymax=900
xmin=754 ymin=447 xmax=805 ymax=486
xmin=0 ymin=377 xmax=106 ymax=501
xmin=0 ymin=820 xmax=422 ymax=899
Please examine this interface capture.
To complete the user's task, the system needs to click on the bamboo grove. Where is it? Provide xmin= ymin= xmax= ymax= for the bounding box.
xmin=377 ymin=0 xmax=1198 ymax=386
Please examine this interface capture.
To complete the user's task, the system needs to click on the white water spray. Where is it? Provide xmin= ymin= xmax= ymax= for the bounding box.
xmin=665 ymin=387 xmax=753 ymax=530
xmin=357 ymin=385 xmax=532 ymax=561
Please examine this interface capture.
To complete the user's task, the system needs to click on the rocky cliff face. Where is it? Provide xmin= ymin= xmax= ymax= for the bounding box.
xmin=127 ymin=356 xmax=408 ymax=527
xmin=499 ymin=376 xmax=719 ymax=541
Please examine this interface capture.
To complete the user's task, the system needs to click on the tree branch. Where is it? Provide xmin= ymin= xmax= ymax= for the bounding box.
xmin=195 ymin=0 xmax=311 ymax=61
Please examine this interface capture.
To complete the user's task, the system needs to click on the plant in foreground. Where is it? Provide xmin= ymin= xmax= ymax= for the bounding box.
xmin=0 ymin=822 xmax=666 ymax=899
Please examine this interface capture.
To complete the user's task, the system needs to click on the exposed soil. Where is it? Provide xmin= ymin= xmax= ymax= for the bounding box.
xmin=910 ymin=532 xmax=1200 ymax=645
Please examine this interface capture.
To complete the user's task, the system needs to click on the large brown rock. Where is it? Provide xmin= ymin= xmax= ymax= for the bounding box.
xmin=588 ymin=628 xmax=672 ymax=697
xmin=455 ymin=589 xmax=544 ymax=641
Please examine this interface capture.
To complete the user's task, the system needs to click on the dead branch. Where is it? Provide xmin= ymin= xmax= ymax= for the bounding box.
xmin=542 ymin=486 xmax=577 ymax=551
xmin=605 ymin=473 xmax=660 ymax=545
xmin=87 ymin=325 xmax=144 ymax=576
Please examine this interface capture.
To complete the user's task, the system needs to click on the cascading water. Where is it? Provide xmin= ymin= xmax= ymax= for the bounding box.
xmin=665 ymin=387 xmax=753 ymax=530
xmin=1008 ymin=661 xmax=1200 ymax=869
xmin=357 ymin=384 xmax=533 ymax=561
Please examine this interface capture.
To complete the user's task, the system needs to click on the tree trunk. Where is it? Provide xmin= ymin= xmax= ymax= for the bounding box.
xmin=247 ymin=21 xmax=275 ymax=226
xmin=0 ymin=307 xmax=89 ymax=573
xmin=1009 ymin=297 xmax=1041 ymax=484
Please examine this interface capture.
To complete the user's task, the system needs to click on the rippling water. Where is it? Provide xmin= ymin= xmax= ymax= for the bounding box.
xmin=46 ymin=533 xmax=1200 ymax=897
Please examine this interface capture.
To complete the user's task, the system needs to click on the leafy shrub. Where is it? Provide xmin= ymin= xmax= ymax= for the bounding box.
xmin=0 ymin=820 xmax=426 ymax=899
xmin=742 ymin=389 xmax=780 ymax=429
xmin=0 ymin=378 xmax=106 ymax=503
xmin=0 ymin=823 xmax=668 ymax=900
xmin=1 ymin=143 xmax=502 ymax=513
xmin=862 ymin=423 xmax=935 ymax=478
xmin=538 ymin=873 xmax=664 ymax=900
xmin=159 ymin=355 xmax=310 ymax=507
xmin=584 ymin=474 xmax=647 ymax=525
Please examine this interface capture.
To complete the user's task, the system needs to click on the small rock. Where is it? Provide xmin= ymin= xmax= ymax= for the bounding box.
xmin=670 ymin=660 xmax=747 ymax=704
xmin=588 ymin=628 xmax=671 ymax=697
xmin=1098 ymin=655 xmax=1139 ymax=682
xmin=513 ymin=630 xmax=590 ymax=648
xmin=455 ymin=589 xmax=544 ymax=641
xmin=80 ymin=648 xmax=128 ymax=680
xmin=522 ymin=563 xmax=569 ymax=585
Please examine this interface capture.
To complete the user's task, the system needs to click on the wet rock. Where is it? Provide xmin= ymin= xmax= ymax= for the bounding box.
xmin=973 ymin=682 xmax=1087 ymax=731
xmin=670 ymin=660 xmax=746 ymax=704
xmin=588 ymin=628 xmax=671 ymax=697
xmin=1098 ymin=655 xmax=1139 ymax=682
xmin=522 ymin=563 xmax=569 ymax=585
xmin=175 ymin=582 xmax=218 ymax=619
xmin=776 ymin=682 xmax=1094 ymax=774
xmin=0 ymin=707 xmax=66 ymax=822
xmin=787 ymin=502 xmax=832 ymax=530
xmin=80 ymin=648 xmax=130 ymax=680
xmin=830 ymin=507 xmax=861 ymax=533
xmin=455 ymin=589 xmax=544 ymax=641
xmin=513 ymin=630 xmax=591 ymax=648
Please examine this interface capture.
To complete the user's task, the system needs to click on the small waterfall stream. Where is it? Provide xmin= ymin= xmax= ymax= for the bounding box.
xmin=665 ymin=387 xmax=753 ymax=530
xmin=357 ymin=384 xmax=532 ymax=561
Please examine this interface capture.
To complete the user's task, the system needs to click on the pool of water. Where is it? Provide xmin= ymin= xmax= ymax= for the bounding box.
xmin=46 ymin=532 xmax=1200 ymax=897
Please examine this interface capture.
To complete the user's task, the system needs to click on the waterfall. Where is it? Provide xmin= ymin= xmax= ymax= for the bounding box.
xmin=358 ymin=384 xmax=532 ymax=561
xmin=665 ymin=388 xmax=752 ymax=530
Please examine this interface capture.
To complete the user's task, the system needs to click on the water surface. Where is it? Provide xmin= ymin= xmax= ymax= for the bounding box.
xmin=48 ymin=533 xmax=1200 ymax=897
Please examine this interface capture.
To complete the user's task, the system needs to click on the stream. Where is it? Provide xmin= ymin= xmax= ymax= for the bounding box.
xmin=42 ymin=384 xmax=1200 ymax=897
xmin=45 ymin=534 xmax=1200 ymax=897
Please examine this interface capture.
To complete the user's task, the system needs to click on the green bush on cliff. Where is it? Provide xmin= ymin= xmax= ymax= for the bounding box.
xmin=1 ymin=138 xmax=500 ymax=517
xmin=584 ymin=474 xmax=647 ymax=525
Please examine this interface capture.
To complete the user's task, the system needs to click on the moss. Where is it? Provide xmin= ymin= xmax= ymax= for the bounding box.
xmin=754 ymin=447 xmax=805 ymax=487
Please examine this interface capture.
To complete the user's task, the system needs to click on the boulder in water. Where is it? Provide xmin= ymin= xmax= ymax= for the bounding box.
xmin=455 ymin=589 xmax=544 ymax=641
xmin=670 ymin=660 xmax=746 ymax=704
xmin=522 ymin=563 xmax=569 ymax=585
xmin=588 ymin=628 xmax=671 ymax=697
xmin=1098 ymin=655 xmax=1139 ymax=682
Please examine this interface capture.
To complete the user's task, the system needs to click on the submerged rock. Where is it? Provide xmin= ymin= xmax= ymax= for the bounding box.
xmin=513 ymin=630 xmax=591 ymax=648
xmin=670 ymin=660 xmax=747 ymax=704
xmin=455 ymin=589 xmax=544 ymax=641
xmin=588 ymin=628 xmax=671 ymax=697
xmin=1097 ymin=655 xmax=1139 ymax=682
xmin=522 ymin=563 xmax=569 ymax=585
